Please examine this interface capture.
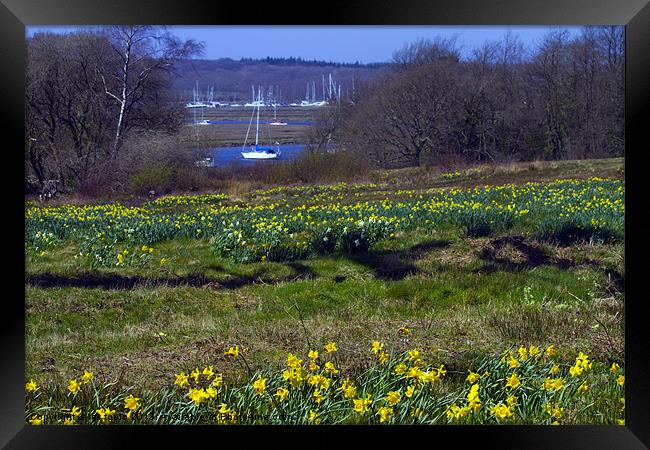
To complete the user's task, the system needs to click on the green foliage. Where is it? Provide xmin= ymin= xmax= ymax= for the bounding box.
xmin=79 ymin=235 xmax=155 ymax=268
xmin=25 ymin=229 xmax=61 ymax=254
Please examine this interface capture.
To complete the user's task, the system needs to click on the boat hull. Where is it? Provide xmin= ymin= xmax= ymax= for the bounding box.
xmin=241 ymin=151 xmax=280 ymax=160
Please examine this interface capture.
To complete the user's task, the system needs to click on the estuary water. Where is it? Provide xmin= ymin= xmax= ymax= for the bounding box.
xmin=209 ymin=144 xmax=306 ymax=166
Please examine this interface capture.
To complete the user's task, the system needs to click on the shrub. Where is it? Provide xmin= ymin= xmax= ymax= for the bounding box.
xmin=129 ymin=163 xmax=174 ymax=195
xmin=336 ymin=227 xmax=373 ymax=253
xmin=309 ymin=227 xmax=338 ymax=255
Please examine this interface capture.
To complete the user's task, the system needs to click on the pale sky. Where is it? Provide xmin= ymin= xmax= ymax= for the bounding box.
xmin=27 ymin=25 xmax=584 ymax=63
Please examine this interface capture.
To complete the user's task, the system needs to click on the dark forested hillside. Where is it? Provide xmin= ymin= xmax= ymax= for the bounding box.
xmin=170 ymin=58 xmax=388 ymax=103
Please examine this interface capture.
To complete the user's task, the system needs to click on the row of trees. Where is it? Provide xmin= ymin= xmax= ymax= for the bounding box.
xmin=239 ymin=56 xmax=386 ymax=68
xmin=313 ymin=27 xmax=624 ymax=167
xmin=25 ymin=27 xmax=203 ymax=193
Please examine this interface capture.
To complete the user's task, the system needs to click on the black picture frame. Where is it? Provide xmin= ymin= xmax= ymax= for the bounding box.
xmin=2 ymin=0 xmax=648 ymax=448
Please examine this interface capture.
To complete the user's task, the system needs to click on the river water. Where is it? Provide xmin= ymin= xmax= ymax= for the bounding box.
xmin=209 ymin=144 xmax=306 ymax=166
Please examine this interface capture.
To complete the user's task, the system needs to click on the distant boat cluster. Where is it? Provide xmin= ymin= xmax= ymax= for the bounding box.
xmin=186 ymin=101 xmax=230 ymax=108
xmin=186 ymin=73 xmax=351 ymax=109
xmin=186 ymin=99 xmax=328 ymax=108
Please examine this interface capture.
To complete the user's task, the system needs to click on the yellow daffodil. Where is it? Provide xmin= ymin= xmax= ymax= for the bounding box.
xmin=386 ymin=391 xmax=401 ymax=406
xmin=394 ymin=363 xmax=407 ymax=375
xmin=505 ymin=373 xmax=521 ymax=389
xmin=275 ymin=387 xmax=289 ymax=402
xmin=398 ymin=326 xmax=410 ymax=335
xmin=405 ymin=385 xmax=416 ymax=398
xmin=324 ymin=361 xmax=339 ymax=375
xmin=28 ymin=415 xmax=44 ymax=425
xmin=96 ymin=407 xmax=115 ymax=423
xmin=312 ymin=388 xmax=324 ymax=405
xmin=80 ymin=370 xmax=94 ymax=384
xmin=202 ymin=365 xmax=215 ymax=380
xmin=286 ymin=353 xmax=302 ymax=369
xmin=377 ymin=406 xmax=393 ymax=423
xmin=188 ymin=388 xmax=208 ymax=406
xmin=466 ymin=370 xmax=480 ymax=384
xmin=308 ymin=410 xmax=321 ymax=424
xmin=224 ymin=346 xmax=240 ymax=358
xmin=25 ymin=379 xmax=38 ymax=393
xmin=518 ymin=346 xmax=528 ymax=360
xmin=175 ymin=372 xmax=189 ymax=388
xmin=324 ymin=342 xmax=338 ymax=353
xmin=491 ymin=403 xmax=513 ymax=420
xmin=124 ymin=394 xmax=141 ymax=411
xmin=353 ymin=395 xmax=372 ymax=414
xmin=68 ymin=378 xmax=81 ymax=394
xmin=407 ymin=349 xmax=421 ymax=362
xmin=211 ymin=374 xmax=223 ymax=388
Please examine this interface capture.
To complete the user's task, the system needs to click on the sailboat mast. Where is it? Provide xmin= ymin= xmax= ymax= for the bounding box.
xmin=329 ymin=74 xmax=333 ymax=100
xmin=255 ymin=101 xmax=260 ymax=146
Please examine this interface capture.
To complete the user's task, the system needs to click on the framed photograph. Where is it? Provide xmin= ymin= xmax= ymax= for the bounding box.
xmin=2 ymin=0 xmax=648 ymax=447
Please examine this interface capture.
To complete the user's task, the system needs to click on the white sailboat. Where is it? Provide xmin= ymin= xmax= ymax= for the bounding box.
xmin=186 ymin=81 xmax=208 ymax=108
xmin=269 ymin=104 xmax=287 ymax=126
xmin=241 ymin=89 xmax=281 ymax=160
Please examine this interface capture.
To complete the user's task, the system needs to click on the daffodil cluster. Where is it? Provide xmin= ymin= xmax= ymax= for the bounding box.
xmin=26 ymin=178 xmax=624 ymax=264
xmin=25 ymin=342 xmax=625 ymax=425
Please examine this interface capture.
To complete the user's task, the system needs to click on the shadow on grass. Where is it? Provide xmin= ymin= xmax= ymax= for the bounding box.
xmin=475 ymin=235 xmax=624 ymax=293
xmin=346 ymin=239 xmax=452 ymax=281
xmin=26 ymin=262 xmax=316 ymax=290
xmin=285 ymin=261 xmax=317 ymax=281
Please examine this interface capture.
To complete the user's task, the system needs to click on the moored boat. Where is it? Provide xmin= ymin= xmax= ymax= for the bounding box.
xmin=241 ymin=88 xmax=281 ymax=160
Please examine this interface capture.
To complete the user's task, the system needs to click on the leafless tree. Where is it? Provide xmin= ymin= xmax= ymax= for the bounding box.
xmin=25 ymin=28 xmax=203 ymax=193
xmin=392 ymin=36 xmax=462 ymax=71
xmin=339 ymin=27 xmax=623 ymax=169
xmin=100 ymin=26 xmax=203 ymax=160
xmin=343 ymin=59 xmax=463 ymax=167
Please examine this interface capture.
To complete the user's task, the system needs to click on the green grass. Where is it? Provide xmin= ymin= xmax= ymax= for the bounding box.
xmin=24 ymin=158 xmax=625 ymax=425
xmin=26 ymin=229 xmax=623 ymax=387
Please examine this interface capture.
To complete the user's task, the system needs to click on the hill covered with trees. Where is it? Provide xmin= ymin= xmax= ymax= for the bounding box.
xmin=170 ymin=57 xmax=388 ymax=103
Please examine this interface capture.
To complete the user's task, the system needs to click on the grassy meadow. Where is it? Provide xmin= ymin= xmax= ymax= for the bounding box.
xmin=181 ymin=105 xmax=317 ymax=147
xmin=24 ymin=158 xmax=625 ymax=425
